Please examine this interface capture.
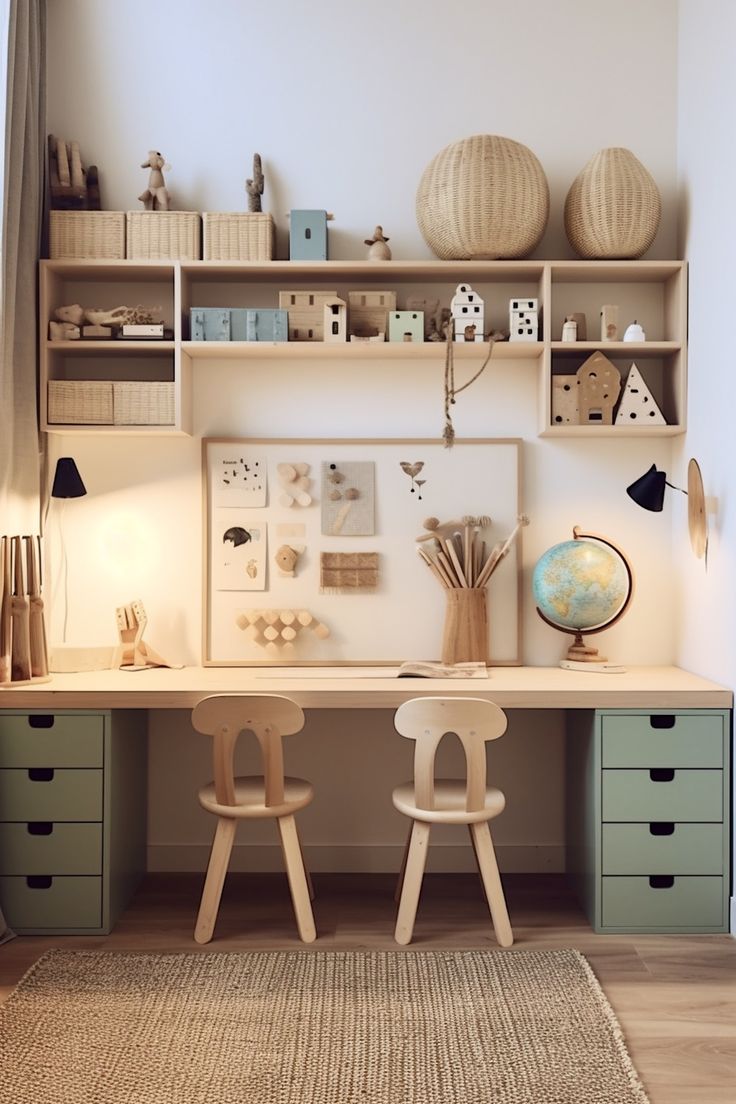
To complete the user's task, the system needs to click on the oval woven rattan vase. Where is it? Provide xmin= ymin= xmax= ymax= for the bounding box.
xmin=564 ymin=147 xmax=661 ymax=259
xmin=416 ymin=135 xmax=550 ymax=260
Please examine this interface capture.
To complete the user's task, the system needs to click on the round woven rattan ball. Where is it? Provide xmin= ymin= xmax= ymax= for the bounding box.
xmin=416 ymin=134 xmax=550 ymax=260
xmin=564 ymin=147 xmax=661 ymax=259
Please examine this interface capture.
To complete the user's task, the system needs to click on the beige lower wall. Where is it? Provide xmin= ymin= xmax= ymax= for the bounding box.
xmin=147 ymin=708 xmax=566 ymax=873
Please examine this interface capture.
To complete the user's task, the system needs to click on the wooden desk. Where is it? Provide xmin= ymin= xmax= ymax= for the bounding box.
xmin=0 ymin=664 xmax=731 ymax=710
xmin=0 ymin=665 xmax=731 ymax=937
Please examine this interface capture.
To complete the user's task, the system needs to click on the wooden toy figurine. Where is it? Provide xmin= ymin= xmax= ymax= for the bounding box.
xmin=364 ymin=225 xmax=391 ymax=260
xmin=139 ymin=151 xmax=171 ymax=211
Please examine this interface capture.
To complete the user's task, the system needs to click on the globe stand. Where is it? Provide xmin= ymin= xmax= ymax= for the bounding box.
xmin=534 ymin=527 xmax=635 ymax=675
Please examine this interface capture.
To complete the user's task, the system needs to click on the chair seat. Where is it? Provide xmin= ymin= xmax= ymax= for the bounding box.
xmin=392 ymin=779 xmax=505 ymax=824
xmin=199 ymin=775 xmax=314 ymax=819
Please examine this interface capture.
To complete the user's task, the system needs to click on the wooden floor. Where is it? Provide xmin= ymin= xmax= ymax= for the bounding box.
xmin=1 ymin=872 xmax=735 ymax=1103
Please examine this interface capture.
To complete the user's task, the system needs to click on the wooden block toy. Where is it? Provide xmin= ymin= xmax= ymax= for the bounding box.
xmin=510 ymin=310 xmax=538 ymax=341
xmin=190 ymin=308 xmax=230 ymax=341
xmin=451 ymin=283 xmax=484 ymax=343
xmin=289 ymin=209 xmax=334 ymax=261
xmin=576 ymin=351 xmax=621 ymax=424
xmin=323 ymin=297 xmax=347 ymax=342
xmin=277 ymin=462 xmax=312 ymax=506
xmin=279 ymin=290 xmax=338 ymax=340
xmin=238 ymin=608 xmax=330 ymax=648
xmin=551 ymin=374 xmax=580 ymax=425
xmin=348 ymin=290 xmax=396 ymax=340
xmin=615 ymin=362 xmax=666 ymax=426
xmin=388 ymin=310 xmax=424 ymax=343
xmin=244 ymin=309 xmax=288 ymax=342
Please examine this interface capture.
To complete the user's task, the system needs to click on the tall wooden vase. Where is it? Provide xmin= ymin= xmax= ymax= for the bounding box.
xmin=441 ymin=589 xmax=488 ymax=665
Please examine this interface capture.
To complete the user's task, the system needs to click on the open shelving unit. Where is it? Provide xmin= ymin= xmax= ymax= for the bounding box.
xmin=39 ymin=259 xmax=686 ymax=437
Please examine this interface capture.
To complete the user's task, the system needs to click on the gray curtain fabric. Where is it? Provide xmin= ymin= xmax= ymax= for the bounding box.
xmin=0 ymin=0 xmax=46 ymax=946
xmin=0 ymin=0 xmax=45 ymax=531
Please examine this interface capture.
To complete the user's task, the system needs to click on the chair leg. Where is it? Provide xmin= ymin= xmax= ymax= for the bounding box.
xmin=394 ymin=819 xmax=430 ymax=946
xmin=298 ymin=833 xmax=315 ymax=902
xmin=195 ymin=816 xmax=237 ymax=944
xmin=470 ymin=821 xmax=513 ymax=948
xmin=394 ymin=823 xmax=412 ymax=903
xmin=277 ymin=814 xmax=317 ymax=943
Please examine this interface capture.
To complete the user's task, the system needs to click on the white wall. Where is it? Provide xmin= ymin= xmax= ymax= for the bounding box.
xmin=677 ymin=0 xmax=736 ymax=929
xmin=45 ymin=0 xmax=681 ymax=872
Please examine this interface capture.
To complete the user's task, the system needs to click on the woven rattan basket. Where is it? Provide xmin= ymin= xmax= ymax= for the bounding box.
xmin=47 ymin=381 xmax=113 ymax=424
xmin=203 ymin=212 xmax=274 ymax=260
xmin=416 ymin=134 xmax=549 ymax=259
xmin=564 ymin=148 xmax=661 ymax=259
xmin=126 ymin=211 xmax=201 ymax=260
xmin=113 ymin=381 xmax=175 ymax=425
xmin=49 ymin=211 xmax=125 ymax=259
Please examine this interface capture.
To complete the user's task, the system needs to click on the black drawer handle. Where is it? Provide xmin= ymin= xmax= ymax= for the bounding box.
xmin=650 ymin=715 xmax=676 ymax=729
xmin=27 ymin=822 xmax=53 ymax=836
xmin=26 ymin=875 xmax=53 ymax=890
xmin=27 ymin=768 xmax=54 ymax=782
xmin=650 ymin=768 xmax=675 ymax=782
xmin=28 ymin=715 xmax=55 ymax=729
xmin=649 ymin=875 xmax=675 ymax=889
xmin=649 ymin=822 xmax=675 ymax=836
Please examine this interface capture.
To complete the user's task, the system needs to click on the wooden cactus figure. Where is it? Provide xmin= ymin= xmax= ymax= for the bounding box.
xmin=246 ymin=153 xmax=264 ymax=212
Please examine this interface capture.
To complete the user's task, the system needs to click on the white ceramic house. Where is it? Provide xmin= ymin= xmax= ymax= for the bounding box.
xmin=323 ymin=297 xmax=348 ymax=342
xmin=450 ymin=284 xmax=484 ymax=343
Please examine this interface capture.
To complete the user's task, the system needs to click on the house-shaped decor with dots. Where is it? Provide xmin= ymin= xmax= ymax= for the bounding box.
xmin=614 ymin=362 xmax=667 ymax=426
xmin=388 ymin=310 xmax=424 ymax=342
xmin=450 ymin=283 xmax=484 ymax=343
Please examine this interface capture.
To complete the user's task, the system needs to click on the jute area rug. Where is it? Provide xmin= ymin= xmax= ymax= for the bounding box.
xmin=0 ymin=948 xmax=649 ymax=1104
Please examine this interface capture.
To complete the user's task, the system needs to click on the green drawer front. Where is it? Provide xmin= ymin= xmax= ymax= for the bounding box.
xmin=0 ymin=714 xmax=104 ymax=767
xmin=601 ymin=875 xmax=725 ymax=929
xmin=0 ymin=875 xmax=102 ymax=930
xmin=601 ymin=714 xmax=723 ymax=768
xmin=602 ymin=769 xmax=723 ymax=822
xmin=0 ymin=822 xmax=102 ymax=875
xmin=0 ymin=768 xmax=102 ymax=821
xmin=602 ymin=823 xmax=725 ymax=875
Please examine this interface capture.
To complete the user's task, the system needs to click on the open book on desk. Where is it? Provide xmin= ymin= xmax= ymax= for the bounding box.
xmin=397 ymin=661 xmax=488 ymax=679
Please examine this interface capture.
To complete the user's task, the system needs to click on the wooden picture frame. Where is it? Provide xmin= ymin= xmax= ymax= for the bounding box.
xmin=203 ymin=437 xmax=523 ymax=666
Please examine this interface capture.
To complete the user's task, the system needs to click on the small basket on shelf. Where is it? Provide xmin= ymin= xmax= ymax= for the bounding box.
xmin=113 ymin=381 xmax=175 ymax=425
xmin=49 ymin=210 xmax=125 ymax=259
xmin=47 ymin=380 xmax=114 ymax=424
xmin=126 ymin=211 xmax=201 ymax=260
xmin=202 ymin=212 xmax=274 ymax=261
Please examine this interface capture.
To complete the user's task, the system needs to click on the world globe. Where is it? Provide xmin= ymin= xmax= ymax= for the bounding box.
xmin=532 ymin=528 xmax=633 ymax=666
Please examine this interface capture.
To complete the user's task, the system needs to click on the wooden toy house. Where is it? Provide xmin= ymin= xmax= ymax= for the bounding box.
xmin=347 ymin=290 xmax=396 ymax=340
xmin=388 ymin=310 xmax=424 ymax=343
xmin=450 ymin=284 xmax=484 ymax=343
xmin=509 ymin=296 xmax=539 ymax=342
xmin=279 ymin=290 xmax=339 ymax=340
xmin=323 ymin=297 xmax=348 ymax=342
xmin=289 ymin=209 xmax=333 ymax=261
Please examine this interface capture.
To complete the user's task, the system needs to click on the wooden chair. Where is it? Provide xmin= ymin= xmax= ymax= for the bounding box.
xmin=191 ymin=694 xmax=316 ymax=944
xmin=392 ymin=696 xmax=513 ymax=947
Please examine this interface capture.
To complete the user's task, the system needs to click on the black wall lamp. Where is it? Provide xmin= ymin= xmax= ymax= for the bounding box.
xmin=626 ymin=458 xmax=708 ymax=559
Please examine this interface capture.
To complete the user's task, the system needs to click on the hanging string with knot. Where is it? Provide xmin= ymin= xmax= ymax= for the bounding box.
xmin=442 ymin=321 xmax=496 ymax=447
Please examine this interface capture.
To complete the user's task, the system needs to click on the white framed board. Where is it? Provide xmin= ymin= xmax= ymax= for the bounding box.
xmin=203 ymin=437 xmax=523 ymax=666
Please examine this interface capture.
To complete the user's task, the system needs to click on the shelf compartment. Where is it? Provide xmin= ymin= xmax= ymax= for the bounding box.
xmin=181 ymin=339 xmax=543 ymax=361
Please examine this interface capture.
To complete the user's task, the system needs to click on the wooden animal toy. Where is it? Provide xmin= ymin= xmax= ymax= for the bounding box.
xmin=139 ymin=151 xmax=171 ymax=211
xmin=364 ymin=225 xmax=391 ymax=261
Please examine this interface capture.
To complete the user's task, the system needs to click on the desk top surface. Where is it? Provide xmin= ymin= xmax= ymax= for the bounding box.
xmin=0 ymin=665 xmax=731 ymax=710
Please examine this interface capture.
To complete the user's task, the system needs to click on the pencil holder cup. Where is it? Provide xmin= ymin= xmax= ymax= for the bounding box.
xmin=441 ymin=588 xmax=488 ymax=665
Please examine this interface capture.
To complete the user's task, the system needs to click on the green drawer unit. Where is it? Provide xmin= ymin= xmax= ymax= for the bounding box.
xmin=0 ymin=710 xmax=147 ymax=935
xmin=0 ymin=713 xmax=104 ymax=767
xmin=0 ymin=875 xmax=102 ymax=930
xmin=0 ymin=768 xmax=102 ymax=821
xmin=566 ymin=708 xmax=731 ymax=933
xmin=601 ymin=768 xmax=723 ymax=822
xmin=601 ymin=876 xmax=725 ymax=932
xmin=0 ymin=822 xmax=102 ymax=875
xmin=602 ymin=823 xmax=725 ymax=876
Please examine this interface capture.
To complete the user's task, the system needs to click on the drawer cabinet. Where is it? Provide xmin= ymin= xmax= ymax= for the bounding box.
xmin=0 ymin=710 xmax=146 ymax=934
xmin=567 ymin=708 xmax=730 ymax=933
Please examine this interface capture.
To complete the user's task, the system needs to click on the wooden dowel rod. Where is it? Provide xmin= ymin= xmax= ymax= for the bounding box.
xmin=417 ymin=546 xmax=449 ymax=588
xmin=437 ymin=549 xmax=460 ymax=587
xmin=444 ymin=538 xmax=468 ymax=588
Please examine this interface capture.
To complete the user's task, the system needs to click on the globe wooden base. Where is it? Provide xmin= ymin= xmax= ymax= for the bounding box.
xmin=566 ymin=632 xmax=606 ymax=663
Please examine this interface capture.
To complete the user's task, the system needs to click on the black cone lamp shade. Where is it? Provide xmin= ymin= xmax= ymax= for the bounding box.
xmin=626 ymin=464 xmax=666 ymax=512
xmin=51 ymin=458 xmax=87 ymax=499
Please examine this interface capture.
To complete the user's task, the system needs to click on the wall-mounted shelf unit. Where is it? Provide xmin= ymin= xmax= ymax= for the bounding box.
xmin=40 ymin=259 xmax=686 ymax=437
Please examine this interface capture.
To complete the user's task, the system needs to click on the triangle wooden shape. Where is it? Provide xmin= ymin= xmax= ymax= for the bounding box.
xmin=614 ymin=362 xmax=667 ymax=426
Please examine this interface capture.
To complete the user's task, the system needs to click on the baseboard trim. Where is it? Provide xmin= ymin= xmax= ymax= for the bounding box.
xmin=148 ymin=843 xmax=565 ymax=874
xmin=730 ymin=895 xmax=735 ymax=936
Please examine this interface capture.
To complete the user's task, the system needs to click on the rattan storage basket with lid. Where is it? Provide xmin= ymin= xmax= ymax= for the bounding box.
xmin=416 ymin=134 xmax=549 ymax=259
xmin=564 ymin=147 xmax=661 ymax=259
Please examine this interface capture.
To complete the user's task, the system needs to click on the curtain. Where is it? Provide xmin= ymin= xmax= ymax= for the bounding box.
xmin=0 ymin=0 xmax=46 ymax=945
xmin=0 ymin=0 xmax=45 ymax=532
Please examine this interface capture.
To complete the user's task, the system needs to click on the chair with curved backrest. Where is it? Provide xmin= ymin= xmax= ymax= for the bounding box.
xmin=392 ymin=696 xmax=513 ymax=947
xmin=191 ymin=694 xmax=316 ymax=944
